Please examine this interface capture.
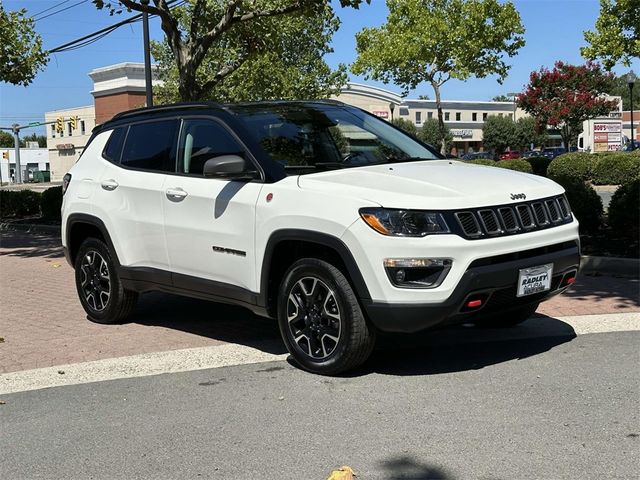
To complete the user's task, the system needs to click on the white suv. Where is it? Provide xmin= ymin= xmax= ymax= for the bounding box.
xmin=61 ymin=101 xmax=580 ymax=374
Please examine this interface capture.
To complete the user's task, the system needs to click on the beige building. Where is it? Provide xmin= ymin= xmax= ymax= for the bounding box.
xmin=45 ymin=105 xmax=95 ymax=181
xmin=334 ymin=83 xmax=530 ymax=154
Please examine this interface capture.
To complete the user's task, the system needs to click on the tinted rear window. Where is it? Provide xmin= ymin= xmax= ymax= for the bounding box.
xmin=120 ymin=120 xmax=178 ymax=172
xmin=102 ymin=127 xmax=126 ymax=162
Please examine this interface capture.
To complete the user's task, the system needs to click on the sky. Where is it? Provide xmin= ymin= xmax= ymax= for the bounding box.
xmin=1 ymin=0 xmax=638 ymax=135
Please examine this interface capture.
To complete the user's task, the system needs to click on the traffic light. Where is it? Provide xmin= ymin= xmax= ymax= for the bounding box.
xmin=2 ymin=151 xmax=8 ymax=160
xmin=70 ymin=116 xmax=78 ymax=130
xmin=55 ymin=117 xmax=64 ymax=134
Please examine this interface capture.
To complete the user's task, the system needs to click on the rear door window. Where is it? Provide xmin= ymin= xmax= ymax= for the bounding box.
xmin=120 ymin=119 xmax=179 ymax=172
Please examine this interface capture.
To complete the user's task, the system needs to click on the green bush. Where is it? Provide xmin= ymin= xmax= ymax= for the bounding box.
xmin=495 ymin=159 xmax=533 ymax=173
xmin=553 ymin=175 xmax=603 ymax=233
xmin=40 ymin=186 xmax=63 ymax=220
xmin=525 ymin=156 xmax=553 ymax=176
xmin=0 ymin=190 xmax=41 ymax=219
xmin=464 ymin=159 xmax=497 ymax=167
xmin=608 ymin=179 xmax=639 ymax=241
xmin=547 ymin=152 xmax=596 ymax=182
xmin=591 ymin=153 xmax=640 ymax=185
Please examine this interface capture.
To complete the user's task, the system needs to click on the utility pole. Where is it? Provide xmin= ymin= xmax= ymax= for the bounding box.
xmin=12 ymin=124 xmax=22 ymax=184
xmin=141 ymin=0 xmax=153 ymax=107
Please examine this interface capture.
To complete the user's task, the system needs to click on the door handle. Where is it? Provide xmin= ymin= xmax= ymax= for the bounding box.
xmin=166 ymin=187 xmax=188 ymax=202
xmin=101 ymin=179 xmax=119 ymax=191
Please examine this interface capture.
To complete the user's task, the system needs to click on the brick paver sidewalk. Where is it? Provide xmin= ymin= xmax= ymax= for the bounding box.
xmin=1 ymin=231 xmax=638 ymax=374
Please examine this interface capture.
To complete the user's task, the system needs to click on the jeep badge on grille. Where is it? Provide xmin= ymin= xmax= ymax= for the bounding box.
xmin=510 ymin=193 xmax=526 ymax=200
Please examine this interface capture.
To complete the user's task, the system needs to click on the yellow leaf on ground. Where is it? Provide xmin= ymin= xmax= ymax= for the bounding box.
xmin=326 ymin=466 xmax=356 ymax=480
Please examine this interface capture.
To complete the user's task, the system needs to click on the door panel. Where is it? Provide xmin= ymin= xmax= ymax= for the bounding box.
xmin=163 ymin=118 xmax=262 ymax=292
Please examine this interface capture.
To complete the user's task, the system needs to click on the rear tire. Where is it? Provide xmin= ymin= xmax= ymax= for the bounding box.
xmin=74 ymin=238 xmax=138 ymax=324
xmin=277 ymin=258 xmax=376 ymax=375
xmin=480 ymin=302 xmax=540 ymax=328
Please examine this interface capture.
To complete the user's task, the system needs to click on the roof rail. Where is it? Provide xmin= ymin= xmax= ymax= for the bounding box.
xmin=110 ymin=101 xmax=222 ymax=121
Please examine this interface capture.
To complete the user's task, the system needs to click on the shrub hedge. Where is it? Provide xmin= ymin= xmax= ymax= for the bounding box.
xmin=547 ymin=152 xmax=595 ymax=182
xmin=591 ymin=153 xmax=640 ymax=185
xmin=495 ymin=159 xmax=533 ymax=173
xmin=40 ymin=186 xmax=63 ymax=220
xmin=463 ymin=159 xmax=497 ymax=167
xmin=552 ymin=175 xmax=603 ymax=233
xmin=0 ymin=190 xmax=41 ymax=218
xmin=608 ymin=179 xmax=639 ymax=242
xmin=524 ymin=156 xmax=553 ymax=176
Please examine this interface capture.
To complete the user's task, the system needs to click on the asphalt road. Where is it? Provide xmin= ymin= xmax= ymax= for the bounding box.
xmin=1 ymin=329 xmax=639 ymax=480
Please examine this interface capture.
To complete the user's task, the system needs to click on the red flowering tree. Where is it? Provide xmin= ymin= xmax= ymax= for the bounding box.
xmin=517 ymin=61 xmax=618 ymax=149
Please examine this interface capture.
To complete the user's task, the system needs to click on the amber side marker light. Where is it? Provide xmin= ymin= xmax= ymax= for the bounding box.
xmin=360 ymin=212 xmax=390 ymax=235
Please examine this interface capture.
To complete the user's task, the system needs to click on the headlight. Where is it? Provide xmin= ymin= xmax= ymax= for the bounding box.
xmin=359 ymin=208 xmax=450 ymax=237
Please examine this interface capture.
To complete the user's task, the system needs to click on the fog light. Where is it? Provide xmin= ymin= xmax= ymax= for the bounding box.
xmin=384 ymin=258 xmax=452 ymax=289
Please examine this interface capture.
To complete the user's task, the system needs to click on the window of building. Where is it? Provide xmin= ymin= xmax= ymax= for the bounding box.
xmin=472 ymin=113 xmax=478 ymax=121
xmin=483 ymin=113 xmax=488 ymax=121
xmin=120 ymin=120 xmax=179 ymax=172
xmin=67 ymin=122 xmax=72 ymax=136
xmin=51 ymin=124 xmax=56 ymax=138
xmin=445 ymin=112 xmax=450 ymax=121
xmin=456 ymin=112 xmax=461 ymax=121
xmin=179 ymin=119 xmax=244 ymax=176
xmin=415 ymin=111 xmax=422 ymax=125
xmin=399 ymin=107 xmax=409 ymax=116
xmin=427 ymin=112 xmax=433 ymax=120
xmin=80 ymin=120 xmax=86 ymax=135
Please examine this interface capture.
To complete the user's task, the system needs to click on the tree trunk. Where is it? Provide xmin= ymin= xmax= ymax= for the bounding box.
xmin=431 ymin=81 xmax=447 ymax=155
xmin=178 ymin=60 xmax=200 ymax=102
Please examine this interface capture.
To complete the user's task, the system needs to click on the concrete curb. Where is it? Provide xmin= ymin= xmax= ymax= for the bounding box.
xmin=0 ymin=222 xmax=61 ymax=236
xmin=581 ymin=255 xmax=639 ymax=278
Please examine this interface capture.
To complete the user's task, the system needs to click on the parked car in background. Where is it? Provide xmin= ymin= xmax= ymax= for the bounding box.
xmin=622 ymin=140 xmax=640 ymax=152
xmin=541 ymin=147 xmax=566 ymax=159
xmin=461 ymin=152 xmax=495 ymax=161
xmin=499 ymin=151 xmax=521 ymax=160
xmin=522 ymin=150 xmax=542 ymax=158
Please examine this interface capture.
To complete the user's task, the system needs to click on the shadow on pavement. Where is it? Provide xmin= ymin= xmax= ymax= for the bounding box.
xmin=347 ymin=315 xmax=577 ymax=377
xmin=130 ymin=292 xmax=287 ymax=355
xmin=559 ymin=274 xmax=639 ymax=309
xmin=379 ymin=455 xmax=455 ymax=479
xmin=0 ymin=231 xmax=63 ymax=259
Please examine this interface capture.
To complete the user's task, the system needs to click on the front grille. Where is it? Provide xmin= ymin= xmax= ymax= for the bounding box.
xmin=453 ymin=195 xmax=572 ymax=240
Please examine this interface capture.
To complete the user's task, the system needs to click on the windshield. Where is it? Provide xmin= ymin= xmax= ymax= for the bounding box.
xmin=230 ymin=103 xmax=440 ymax=174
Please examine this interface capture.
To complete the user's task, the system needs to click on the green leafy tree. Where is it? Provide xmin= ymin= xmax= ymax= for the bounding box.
xmin=391 ymin=118 xmax=418 ymax=137
xmin=419 ymin=118 xmax=453 ymax=152
xmin=514 ymin=117 xmax=547 ymax=150
xmin=0 ymin=5 xmax=48 ymax=86
xmin=492 ymin=94 xmax=513 ymax=102
xmin=582 ymin=0 xmax=639 ymax=70
xmin=20 ymin=133 xmax=47 ymax=148
xmin=0 ymin=131 xmax=14 ymax=148
xmin=606 ymin=74 xmax=639 ymax=111
xmin=93 ymin=0 xmax=368 ymax=101
xmin=351 ymin=0 xmax=525 ymax=154
xmin=518 ymin=61 xmax=618 ymax=149
xmin=482 ymin=115 xmax=516 ymax=154
xmin=151 ymin=3 xmax=346 ymax=102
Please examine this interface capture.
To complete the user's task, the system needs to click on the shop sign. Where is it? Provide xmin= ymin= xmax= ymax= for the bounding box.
xmin=372 ymin=110 xmax=389 ymax=118
xmin=451 ymin=129 xmax=473 ymax=138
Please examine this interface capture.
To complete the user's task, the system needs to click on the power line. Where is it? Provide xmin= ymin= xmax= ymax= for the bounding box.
xmin=34 ymin=0 xmax=90 ymax=22
xmin=31 ymin=0 xmax=74 ymax=20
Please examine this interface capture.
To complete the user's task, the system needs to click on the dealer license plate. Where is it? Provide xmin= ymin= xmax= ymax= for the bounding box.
xmin=517 ymin=264 xmax=553 ymax=297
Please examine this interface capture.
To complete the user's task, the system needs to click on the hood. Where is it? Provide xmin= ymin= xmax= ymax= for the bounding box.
xmin=297 ymin=160 xmax=563 ymax=210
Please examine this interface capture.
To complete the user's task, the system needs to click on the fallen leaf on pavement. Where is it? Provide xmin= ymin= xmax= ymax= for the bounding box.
xmin=0 ymin=401 xmax=6 ymax=405
xmin=0 ymin=337 xmax=4 ymax=343
xmin=327 ymin=466 xmax=356 ymax=480
xmin=57 ymin=370 xmax=65 ymax=375
xmin=51 ymin=263 xmax=61 ymax=268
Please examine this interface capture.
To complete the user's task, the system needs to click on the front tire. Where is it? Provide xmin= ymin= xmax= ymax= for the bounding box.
xmin=74 ymin=238 xmax=138 ymax=324
xmin=277 ymin=258 xmax=375 ymax=375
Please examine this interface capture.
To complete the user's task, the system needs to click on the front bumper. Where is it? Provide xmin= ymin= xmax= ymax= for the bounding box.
xmin=362 ymin=242 xmax=580 ymax=333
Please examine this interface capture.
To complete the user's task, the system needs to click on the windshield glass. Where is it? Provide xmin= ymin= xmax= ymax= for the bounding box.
xmin=230 ymin=103 xmax=440 ymax=174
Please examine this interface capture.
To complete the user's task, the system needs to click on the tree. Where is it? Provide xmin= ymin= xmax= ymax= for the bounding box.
xmin=0 ymin=131 xmax=14 ymax=148
xmin=20 ymin=133 xmax=47 ymax=148
xmin=391 ymin=118 xmax=418 ymax=137
xmin=93 ymin=0 xmax=368 ymax=101
xmin=482 ymin=115 xmax=516 ymax=154
xmin=513 ymin=117 xmax=547 ymax=150
xmin=492 ymin=94 xmax=513 ymax=102
xmin=350 ymin=0 xmax=525 ymax=154
xmin=150 ymin=3 xmax=346 ymax=102
xmin=582 ymin=0 xmax=639 ymax=70
xmin=419 ymin=118 xmax=453 ymax=152
xmin=0 ymin=5 xmax=48 ymax=86
xmin=517 ymin=61 xmax=618 ymax=149
xmin=606 ymin=74 xmax=639 ymax=111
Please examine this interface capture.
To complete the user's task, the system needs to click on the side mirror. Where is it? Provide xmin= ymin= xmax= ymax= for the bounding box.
xmin=203 ymin=155 xmax=248 ymax=179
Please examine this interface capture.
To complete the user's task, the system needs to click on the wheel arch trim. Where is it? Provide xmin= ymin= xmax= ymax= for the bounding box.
xmin=65 ymin=213 xmax=120 ymax=268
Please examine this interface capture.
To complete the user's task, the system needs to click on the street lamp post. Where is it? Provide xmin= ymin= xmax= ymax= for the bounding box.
xmin=389 ymin=103 xmax=395 ymax=121
xmin=141 ymin=0 xmax=153 ymax=108
xmin=627 ymin=70 xmax=636 ymax=150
